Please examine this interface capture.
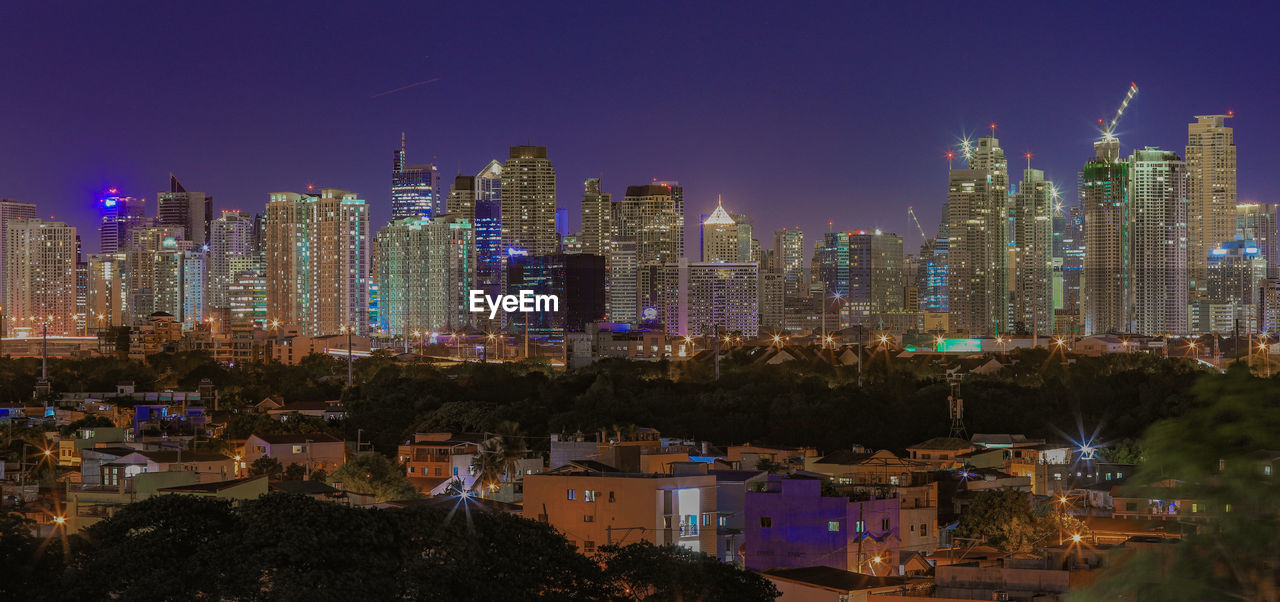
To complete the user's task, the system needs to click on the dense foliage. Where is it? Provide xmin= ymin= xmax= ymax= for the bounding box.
xmin=1073 ymin=365 xmax=1280 ymax=600
xmin=0 ymin=347 xmax=1206 ymax=457
xmin=5 ymin=493 xmax=777 ymax=601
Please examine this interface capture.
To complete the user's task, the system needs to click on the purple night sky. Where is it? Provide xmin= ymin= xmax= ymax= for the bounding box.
xmin=2 ymin=2 xmax=1277 ymax=254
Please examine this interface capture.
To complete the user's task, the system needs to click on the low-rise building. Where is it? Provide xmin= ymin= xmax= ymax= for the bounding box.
xmin=523 ymin=465 xmax=717 ymax=556
xmin=242 ymin=432 xmax=345 ymax=473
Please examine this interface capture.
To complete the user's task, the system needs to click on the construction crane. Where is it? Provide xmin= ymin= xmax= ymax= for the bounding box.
xmin=907 ymin=206 xmax=933 ymax=252
xmin=1101 ymin=82 xmax=1139 ymax=141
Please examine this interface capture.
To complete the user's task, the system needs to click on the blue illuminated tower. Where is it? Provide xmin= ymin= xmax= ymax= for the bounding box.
xmin=391 ymin=133 xmax=443 ymax=220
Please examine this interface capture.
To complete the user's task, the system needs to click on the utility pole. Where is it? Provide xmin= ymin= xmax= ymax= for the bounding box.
xmin=345 ymin=326 xmax=353 ymax=387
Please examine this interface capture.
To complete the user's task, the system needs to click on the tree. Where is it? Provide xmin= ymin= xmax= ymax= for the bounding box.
xmin=955 ymin=488 xmax=1052 ymax=553
xmin=283 ymin=462 xmax=307 ymax=481
xmin=1073 ymin=365 xmax=1280 ymax=601
xmin=597 ymin=541 xmax=779 ymax=600
xmin=327 ymin=452 xmax=418 ymax=502
xmin=0 ymin=512 xmax=62 ymax=601
xmin=249 ymin=456 xmax=283 ymax=478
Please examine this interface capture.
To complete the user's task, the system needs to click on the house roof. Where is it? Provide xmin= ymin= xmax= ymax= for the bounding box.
xmin=708 ymin=469 xmax=767 ymax=483
xmin=251 ymin=432 xmax=343 ymax=444
xmin=813 ymin=450 xmax=874 ymax=465
xmin=129 ymin=450 xmax=233 ymax=464
xmin=760 ymin=566 xmax=908 ymax=592
xmin=158 ymin=475 xmax=265 ymax=493
xmin=908 ymin=437 xmax=974 ymax=451
xmin=269 ymin=480 xmax=341 ymax=495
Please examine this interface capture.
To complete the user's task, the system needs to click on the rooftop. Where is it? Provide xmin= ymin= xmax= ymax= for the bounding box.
xmin=158 ymin=475 xmax=265 ymax=493
xmin=760 ymin=566 xmax=909 ymax=592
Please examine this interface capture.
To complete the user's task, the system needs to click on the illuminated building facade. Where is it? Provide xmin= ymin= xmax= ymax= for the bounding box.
xmin=773 ymin=227 xmax=806 ymax=299
xmin=0 ymin=199 xmax=36 ymax=302
xmin=660 ymin=259 xmax=759 ymax=337
xmin=375 ymin=215 xmax=476 ymax=335
xmin=947 ymin=136 xmax=1008 ymax=335
xmin=580 ymin=178 xmax=612 ymax=257
xmin=1186 ymin=115 xmax=1236 ymax=300
xmin=208 ymin=210 xmax=256 ymax=311
xmin=86 ymin=253 xmax=128 ymax=330
xmin=1012 ymin=167 xmax=1055 ymax=334
xmin=264 ymin=189 xmax=370 ymax=336
xmin=1235 ymin=202 xmax=1278 ymax=278
xmin=506 ymin=253 xmax=606 ymax=338
xmin=474 ymin=160 xmax=505 ymax=299
xmin=1081 ymin=139 xmax=1131 ymax=334
xmin=392 ymin=134 xmax=443 ymax=220
xmin=501 ymin=145 xmax=558 ymax=256
xmin=701 ymin=200 xmax=739 ymax=263
xmin=98 ymin=189 xmax=148 ymax=254
xmin=1205 ymin=239 xmax=1266 ymax=333
xmin=1129 ymin=147 xmax=1188 ymax=336
xmin=156 ymin=174 xmax=212 ymax=247
xmin=5 ymin=219 xmax=78 ymax=335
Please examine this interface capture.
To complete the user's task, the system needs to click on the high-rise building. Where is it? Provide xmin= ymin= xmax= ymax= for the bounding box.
xmin=228 ymin=266 xmax=267 ymax=327
xmin=660 ymin=258 xmax=759 ymax=337
xmin=608 ymin=239 xmax=638 ymax=324
xmin=1081 ymin=138 xmax=1131 ymax=334
xmin=1205 ymin=239 xmax=1266 ymax=334
xmin=1186 ymin=115 xmax=1237 ymax=300
xmin=1236 ymin=203 xmax=1278 ymax=278
xmin=616 ymin=183 xmax=685 ymax=267
xmin=181 ymin=248 xmax=207 ymax=328
xmin=773 ymin=227 xmax=805 ymax=299
xmin=448 ymin=175 xmax=477 ymax=222
xmin=264 ymin=189 xmax=370 ymax=336
xmin=500 ymin=146 xmax=557 ymax=255
xmin=1130 ymin=147 xmax=1188 ymax=336
xmin=98 ymin=189 xmax=148 ymax=254
xmin=947 ymin=136 xmax=1008 ymax=335
xmin=125 ymin=227 xmax=185 ymax=320
xmin=580 ymin=178 xmax=613 ymax=257
xmin=375 ymin=215 xmax=476 ymax=336
xmin=0 ymin=199 xmax=36 ymax=301
xmin=814 ymin=230 xmax=904 ymax=327
xmin=208 ymin=211 xmax=256 ymax=311
xmin=1059 ymin=204 xmax=1085 ymax=324
xmin=506 ymin=253 xmax=606 ymax=338
xmin=1258 ymin=278 xmax=1280 ymax=335
xmin=701 ymin=199 xmax=739 ymax=262
xmin=474 ymin=160 xmax=505 ymax=299
xmin=392 ymin=134 xmax=443 ymax=220
xmin=1012 ymin=167 xmax=1055 ymax=334
xmin=86 ymin=253 xmax=128 ymax=330
xmin=156 ymin=174 xmax=213 ymax=247
xmin=758 ymin=270 xmax=785 ymax=334
xmin=5 ymin=219 xmax=78 ymax=335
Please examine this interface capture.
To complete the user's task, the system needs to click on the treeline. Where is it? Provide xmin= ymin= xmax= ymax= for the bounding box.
xmin=2 ymin=494 xmax=777 ymax=601
xmin=1 ymin=347 xmax=1207 ymax=455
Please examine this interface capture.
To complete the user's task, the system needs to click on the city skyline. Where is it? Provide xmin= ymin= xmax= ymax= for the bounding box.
xmin=2 ymin=3 xmax=1277 ymax=254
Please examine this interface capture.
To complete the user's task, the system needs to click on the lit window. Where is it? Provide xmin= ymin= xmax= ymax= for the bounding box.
xmin=827 ymin=521 xmax=840 ymax=532
xmin=567 ymin=489 xmax=576 ymax=501
xmin=584 ymin=490 xmax=596 ymax=502
xmin=855 ymin=520 xmax=865 ymax=533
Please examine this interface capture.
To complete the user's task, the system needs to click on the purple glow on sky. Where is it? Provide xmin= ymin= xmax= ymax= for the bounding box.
xmin=1 ymin=2 xmax=1277 ymax=253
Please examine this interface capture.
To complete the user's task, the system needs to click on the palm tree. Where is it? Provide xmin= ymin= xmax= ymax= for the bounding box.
xmin=492 ymin=421 xmax=528 ymax=483
xmin=470 ymin=441 xmax=505 ymax=497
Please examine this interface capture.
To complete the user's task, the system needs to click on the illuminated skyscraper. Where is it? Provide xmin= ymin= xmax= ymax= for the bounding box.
xmin=1235 ymin=202 xmax=1278 ymax=278
xmin=448 ymin=175 xmax=477 ymax=222
xmin=86 ymin=253 xmax=128 ymax=330
xmin=1130 ymin=147 xmax=1188 ymax=336
xmin=615 ymin=182 xmax=684 ymax=319
xmin=474 ymin=160 xmax=504 ymax=299
xmin=506 ymin=253 xmax=606 ymax=338
xmin=156 ymin=174 xmax=212 ymax=246
xmin=1012 ymin=167 xmax=1055 ymax=334
xmin=1186 ymin=115 xmax=1237 ymax=300
xmin=1206 ymin=239 xmax=1266 ymax=333
xmin=1059 ymin=204 xmax=1085 ymax=325
xmin=375 ymin=215 xmax=476 ymax=335
xmin=947 ymin=136 xmax=1008 ymax=335
xmin=701 ymin=199 xmax=739 ymax=262
xmin=98 ymin=189 xmax=148 ymax=254
xmin=208 ymin=211 xmax=256 ymax=311
xmin=815 ymin=230 xmax=903 ymax=327
xmin=501 ymin=145 xmax=557 ymax=255
xmin=1081 ymin=138 xmax=1131 ymax=334
xmin=181 ymin=248 xmax=207 ymax=328
xmin=392 ymin=134 xmax=443 ymax=220
xmin=5 ymin=219 xmax=77 ymax=335
xmin=264 ymin=189 xmax=370 ymax=335
xmin=0 ymin=199 xmax=36 ymax=301
xmin=126 ymin=227 xmax=186 ymax=320
xmin=773 ymin=227 xmax=805 ymax=299
xmin=580 ymin=178 xmax=612 ymax=257
xmin=660 ymin=258 xmax=759 ymax=337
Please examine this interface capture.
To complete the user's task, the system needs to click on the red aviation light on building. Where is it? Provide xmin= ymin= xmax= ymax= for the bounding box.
xmin=1228 ymin=109 xmax=1235 ymax=116
xmin=306 ymin=184 xmax=315 ymax=191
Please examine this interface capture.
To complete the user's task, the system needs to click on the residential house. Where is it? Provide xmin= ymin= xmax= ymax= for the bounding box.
xmin=242 ymin=432 xmax=345 ymax=473
xmin=158 ymin=475 xmax=269 ymax=499
xmin=905 ymin=437 xmax=974 ymax=470
xmin=522 ymin=465 xmax=717 ymax=556
xmin=673 ymin=463 xmax=768 ymax=565
xmin=745 ymin=477 xmax=901 ymax=575
xmin=758 ymin=566 xmax=916 ymax=602
xmin=806 ymin=449 xmax=927 ymax=487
